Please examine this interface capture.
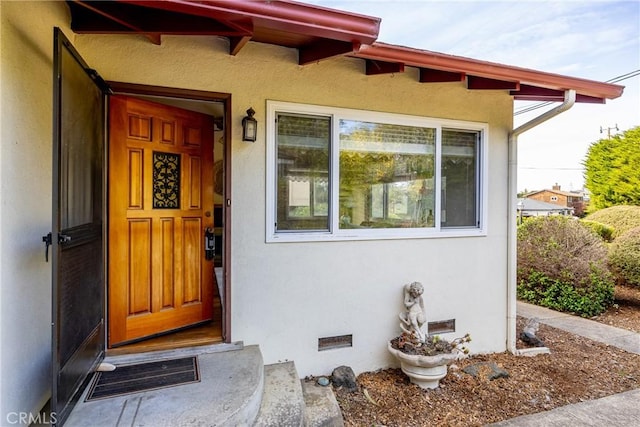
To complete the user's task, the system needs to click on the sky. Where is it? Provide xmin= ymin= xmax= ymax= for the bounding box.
xmin=311 ymin=0 xmax=640 ymax=192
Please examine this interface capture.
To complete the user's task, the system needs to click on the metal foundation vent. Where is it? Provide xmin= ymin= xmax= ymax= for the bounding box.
xmin=318 ymin=334 xmax=352 ymax=351
xmin=428 ymin=319 xmax=456 ymax=335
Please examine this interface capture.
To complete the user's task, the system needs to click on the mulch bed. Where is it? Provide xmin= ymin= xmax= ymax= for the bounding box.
xmin=594 ymin=284 xmax=640 ymax=333
xmin=334 ymin=315 xmax=640 ymax=426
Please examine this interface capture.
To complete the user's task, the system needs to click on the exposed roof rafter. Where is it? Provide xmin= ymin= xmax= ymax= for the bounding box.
xmin=299 ymin=41 xmax=360 ymax=65
xmin=511 ymin=85 xmax=606 ymax=104
xmin=366 ymin=60 xmax=404 ymax=75
xmin=229 ymin=35 xmax=252 ymax=56
xmin=419 ymin=68 xmax=465 ymax=83
xmin=468 ymin=76 xmax=520 ymax=91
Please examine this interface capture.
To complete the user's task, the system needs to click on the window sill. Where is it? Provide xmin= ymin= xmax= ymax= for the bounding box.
xmin=266 ymin=228 xmax=487 ymax=243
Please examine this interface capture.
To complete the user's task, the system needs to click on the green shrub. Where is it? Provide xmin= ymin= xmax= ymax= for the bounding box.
xmin=585 ymin=205 xmax=640 ymax=238
xmin=608 ymin=226 xmax=640 ymax=287
xmin=517 ymin=216 xmax=614 ymax=317
xmin=517 ymin=271 xmax=614 ymax=317
xmin=580 ymin=219 xmax=615 ymax=242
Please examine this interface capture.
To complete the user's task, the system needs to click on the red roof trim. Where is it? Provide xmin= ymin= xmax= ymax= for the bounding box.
xmin=119 ymin=0 xmax=381 ymax=44
xmin=69 ymin=1 xmax=622 ymax=103
xmin=352 ymin=42 xmax=623 ymax=101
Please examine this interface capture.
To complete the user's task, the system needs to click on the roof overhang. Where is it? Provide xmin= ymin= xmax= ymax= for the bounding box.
xmin=351 ymin=43 xmax=624 ymax=103
xmin=67 ymin=0 xmax=380 ymax=63
xmin=66 ymin=0 xmax=623 ymax=104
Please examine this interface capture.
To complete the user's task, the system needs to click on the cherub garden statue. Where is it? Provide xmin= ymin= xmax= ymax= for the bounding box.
xmin=399 ymin=281 xmax=426 ymax=343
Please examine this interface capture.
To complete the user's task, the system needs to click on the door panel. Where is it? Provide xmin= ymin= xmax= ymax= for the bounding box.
xmin=51 ymin=28 xmax=106 ymax=426
xmin=109 ymin=95 xmax=215 ymax=346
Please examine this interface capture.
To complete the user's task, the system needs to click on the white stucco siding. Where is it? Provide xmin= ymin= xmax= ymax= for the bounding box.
xmin=75 ymin=35 xmax=511 ymax=376
xmin=0 ymin=1 xmax=72 ymax=420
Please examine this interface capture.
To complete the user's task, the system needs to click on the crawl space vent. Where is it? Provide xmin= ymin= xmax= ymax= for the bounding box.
xmin=318 ymin=334 xmax=352 ymax=351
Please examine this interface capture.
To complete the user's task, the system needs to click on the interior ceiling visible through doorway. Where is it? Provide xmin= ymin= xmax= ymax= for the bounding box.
xmin=126 ymin=95 xmax=224 ymax=121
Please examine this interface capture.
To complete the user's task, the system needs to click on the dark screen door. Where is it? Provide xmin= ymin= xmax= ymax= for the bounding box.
xmin=51 ymin=28 xmax=106 ymax=425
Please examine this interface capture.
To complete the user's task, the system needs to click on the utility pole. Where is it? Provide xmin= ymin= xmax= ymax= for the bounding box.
xmin=600 ymin=124 xmax=619 ymax=139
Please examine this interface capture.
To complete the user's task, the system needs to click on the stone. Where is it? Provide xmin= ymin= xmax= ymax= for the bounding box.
xmin=487 ymin=363 xmax=510 ymax=380
xmin=520 ymin=318 xmax=545 ymax=347
xmin=317 ymin=377 xmax=330 ymax=386
xmin=331 ymin=366 xmax=357 ymax=392
xmin=463 ymin=362 xmax=509 ymax=381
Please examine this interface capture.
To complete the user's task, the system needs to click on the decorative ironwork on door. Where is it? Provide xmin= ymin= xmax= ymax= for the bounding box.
xmin=153 ymin=151 xmax=180 ymax=208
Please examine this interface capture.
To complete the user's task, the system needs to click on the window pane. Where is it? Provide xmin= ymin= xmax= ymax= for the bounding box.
xmin=339 ymin=120 xmax=435 ymax=229
xmin=441 ymin=129 xmax=479 ymax=227
xmin=276 ymin=114 xmax=330 ymax=231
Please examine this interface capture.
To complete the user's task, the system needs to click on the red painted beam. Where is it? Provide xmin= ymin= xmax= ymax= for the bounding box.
xmin=70 ymin=1 xmax=252 ymax=37
xmin=510 ymin=84 xmax=562 ymax=98
xmin=468 ymin=75 xmax=520 ymax=90
xmin=366 ymin=60 xmax=404 ymax=75
xmin=119 ymin=0 xmax=380 ymax=44
xmin=511 ymin=84 xmax=605 ymax=103
xmin=300 ymin=41 xmax=360 ymax=65
xmin=419 ymin=68 xmax=465 ymax=83
xmin=229 ymin=35 xmax=252 ymax=56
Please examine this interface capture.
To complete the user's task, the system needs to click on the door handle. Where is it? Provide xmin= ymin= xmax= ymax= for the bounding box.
xmin=42 ymin=233 xmax=72 ymax=263
xmin=204 ymin=228 xmax=215 ymax=261
xmin=42 ymin=233 xmax=52 ymax=262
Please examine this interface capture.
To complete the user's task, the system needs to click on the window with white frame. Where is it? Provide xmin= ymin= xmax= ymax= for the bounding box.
xmin=266 ymin=101 xmax=487 ymax=241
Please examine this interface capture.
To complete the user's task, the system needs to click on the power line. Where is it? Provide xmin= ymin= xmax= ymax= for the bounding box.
xmin=607 ymin=70 xmax=640 ymax=83
xmin=514 ymin=69 xmax=640 ymax=116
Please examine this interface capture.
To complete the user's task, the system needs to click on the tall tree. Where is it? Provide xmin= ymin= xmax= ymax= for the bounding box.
xmin=584 ymin=126 xmax=640 ymax=211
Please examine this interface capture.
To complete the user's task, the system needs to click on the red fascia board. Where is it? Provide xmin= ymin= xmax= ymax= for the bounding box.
xmin=118 ymin=0 xmax=380 ymax=44
xmin=353 ymin=42 xmax=624 ymax=100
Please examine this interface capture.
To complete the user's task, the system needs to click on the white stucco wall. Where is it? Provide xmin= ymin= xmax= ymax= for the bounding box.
xmin=73 ymin=33 xmax=512 ymax=376
xmin=1 ymin=6 xmax=513 ymax=415
xmin=0 ymin=1 xmax=71 ymax=421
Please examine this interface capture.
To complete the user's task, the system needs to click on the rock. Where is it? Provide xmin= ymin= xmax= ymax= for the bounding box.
xmin=332 ymin=366 xmax=357 ymax=392
xmin=463 ymin=362 xmax=509 ymax=381
xmin=487 ymin=363 xmax=510 ymax=380
xmin=520 ymin=318 xmax=545 ymax=347
xmin=463 ymin=364 xmax=479 ymax=377
xmin=520 ymin=331 xmax=545 ymax=347
xmin=317 ymin=376 xmax=330 ymax=386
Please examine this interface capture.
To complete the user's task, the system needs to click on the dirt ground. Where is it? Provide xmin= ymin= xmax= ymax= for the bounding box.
xmin=594 ymin=284 xmax=640 ymax=333
xmin=334 ymin=287 xmax=640 ymax=427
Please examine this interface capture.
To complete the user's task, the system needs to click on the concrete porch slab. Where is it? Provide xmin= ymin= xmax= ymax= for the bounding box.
xmin=65 ymin=344 xmax=264 ymax=427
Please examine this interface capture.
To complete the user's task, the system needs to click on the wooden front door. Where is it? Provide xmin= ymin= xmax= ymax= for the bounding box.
xmin=108 ymin=95 xmax=215 ymax=346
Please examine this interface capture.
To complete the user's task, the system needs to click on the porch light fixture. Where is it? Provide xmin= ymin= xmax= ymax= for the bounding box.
xmin=242 ymin=107 xmax=257 ymax=142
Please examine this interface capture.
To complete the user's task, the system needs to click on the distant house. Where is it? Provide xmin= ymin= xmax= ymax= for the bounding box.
xmin=525 ymin=184 xmax=586 ymax=216
xmin=517 ymin=198 xmax=574 ymax=219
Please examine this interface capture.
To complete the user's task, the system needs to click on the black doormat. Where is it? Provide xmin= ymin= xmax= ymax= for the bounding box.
xmin=86 ymin=356 xmax=200 ymax=401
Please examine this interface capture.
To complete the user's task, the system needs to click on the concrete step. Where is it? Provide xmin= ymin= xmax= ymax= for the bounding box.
xmin=301 ymin=380 xmax=345 ymax=427
xmin=253 ymin=362 xmax=305 ymax=427
xmin=64 ymin=344 xmax=265 ymax=427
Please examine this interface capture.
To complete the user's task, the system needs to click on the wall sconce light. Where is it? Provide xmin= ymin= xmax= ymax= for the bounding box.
xmin=242 ymin=107 xmax=257 ymax=142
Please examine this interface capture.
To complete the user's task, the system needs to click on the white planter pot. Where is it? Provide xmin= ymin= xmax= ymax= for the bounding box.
xmin=388 ymin=342 xmax=458 ymax=389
